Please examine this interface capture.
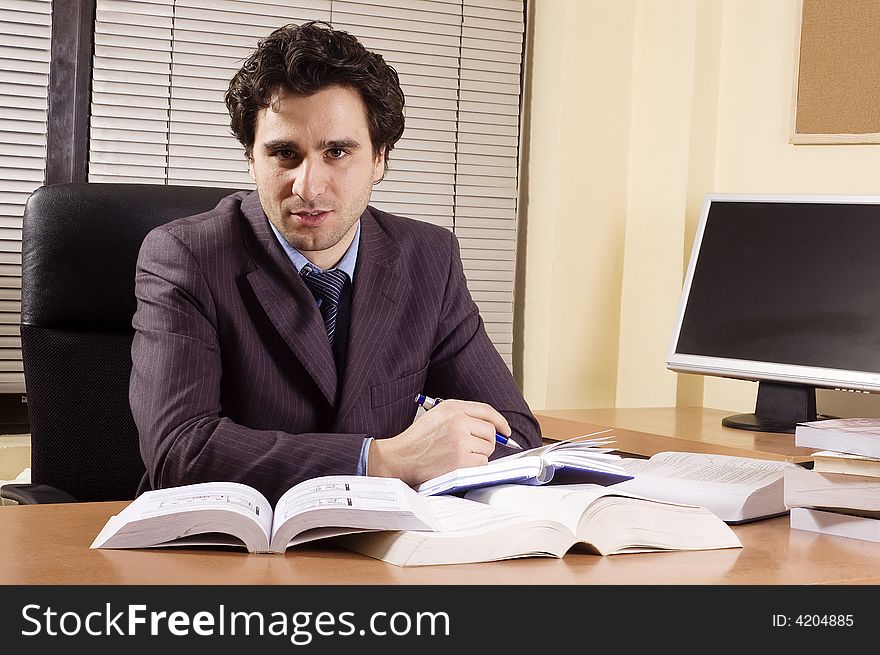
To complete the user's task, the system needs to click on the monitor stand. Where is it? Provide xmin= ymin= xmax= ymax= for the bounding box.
xmin=721 ymin=381 xmax=817 ymax=434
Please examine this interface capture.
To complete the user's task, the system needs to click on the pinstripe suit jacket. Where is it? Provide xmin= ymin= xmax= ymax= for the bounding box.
xmin=130 ymin=191 xmax=541 ymax=503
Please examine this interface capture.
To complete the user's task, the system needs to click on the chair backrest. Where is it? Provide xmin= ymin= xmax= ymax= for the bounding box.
xmin=21 ymin=182 xmax=242 ymax=501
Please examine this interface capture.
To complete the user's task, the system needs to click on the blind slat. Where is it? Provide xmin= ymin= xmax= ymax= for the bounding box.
xmin=0 ymin=0 xmax=49 ymax=392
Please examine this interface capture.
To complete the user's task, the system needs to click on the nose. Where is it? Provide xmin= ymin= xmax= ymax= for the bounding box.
xmin=291 ymin=158 xmax=325 ymax=202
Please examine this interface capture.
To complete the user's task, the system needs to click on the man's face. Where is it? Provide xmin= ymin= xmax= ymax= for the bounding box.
xmin=248 ymin=85 xmax=385 ymax=267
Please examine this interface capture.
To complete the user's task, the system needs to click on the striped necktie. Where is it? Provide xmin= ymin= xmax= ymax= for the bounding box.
xmin=300 ymin=265 xmax=348 ymax=345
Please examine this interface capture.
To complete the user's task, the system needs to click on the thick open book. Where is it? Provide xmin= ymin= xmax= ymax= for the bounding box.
xmin=336 ymin=483 xmax=741 ymax=566
xmin=416 ymin=431 xmax=632 ymax=496
xmin=90 ymin=476 xmax=436 ymax=554
xmin=610 ymin=452 xmax=795 ymax=523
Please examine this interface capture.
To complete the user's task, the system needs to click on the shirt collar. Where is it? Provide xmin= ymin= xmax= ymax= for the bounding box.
xmin=268 ymin=220 xmax=360 ymax=281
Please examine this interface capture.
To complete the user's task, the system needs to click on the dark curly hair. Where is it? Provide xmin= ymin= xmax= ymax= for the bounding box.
xmin=225 ymin=21 xmax=405 ymax=173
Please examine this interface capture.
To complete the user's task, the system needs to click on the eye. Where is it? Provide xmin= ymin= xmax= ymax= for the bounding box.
xmin=327 ymin=148 xmax=347 ymax=159
xmin=274 ymin=149 xmax=296 ymax=160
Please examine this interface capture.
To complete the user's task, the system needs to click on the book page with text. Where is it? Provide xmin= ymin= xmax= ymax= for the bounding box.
xmin=465 ymin=483 xmax=620 ymax=532
xmin=619 ymin=452 xmax=789 ymax=485
xmin=613 ymin=452 xmax=792 ymax=521
xmin=427 ymin=494 xmax=551 ymax=533
xmin=272 ymin=476 xmax=436 ymax=548
xmin=335 ymin=495 xmax=574 ymax=565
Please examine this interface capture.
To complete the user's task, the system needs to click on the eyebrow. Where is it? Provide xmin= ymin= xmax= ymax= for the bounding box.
xmin=322 ymin=138 xmax=362 ymax=151
xmin=261 ymin=138 xmax=362 ymax=152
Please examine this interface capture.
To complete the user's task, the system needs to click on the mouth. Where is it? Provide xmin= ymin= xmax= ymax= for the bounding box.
xmin=291 ymin=210 xmax=332 ymax=227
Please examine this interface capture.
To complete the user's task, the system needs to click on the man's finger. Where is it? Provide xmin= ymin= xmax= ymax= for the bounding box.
xmin=447 ymin=399 xmax=511 ymax=436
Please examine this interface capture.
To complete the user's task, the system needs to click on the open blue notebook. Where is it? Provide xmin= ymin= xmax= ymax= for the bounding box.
xmin=416 ymin=431 xmax=632 ymax=496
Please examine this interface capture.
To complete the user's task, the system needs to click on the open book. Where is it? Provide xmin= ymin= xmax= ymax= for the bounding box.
xmin=610 ymin=452 xmax=796 ymax=523
xmin=416 ymin=431 xmax=632 ymax=496
xmin=336 ymin=483 xmax=741 ymax=566
xmin=90 ymin=476 xmax=436 ymax=554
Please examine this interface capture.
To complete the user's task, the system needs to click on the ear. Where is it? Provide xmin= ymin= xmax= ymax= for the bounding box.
xmin=372 ymin=146 xmax=386 ymax=184
xmin=247 ymin=154 xmax=256 ymax=182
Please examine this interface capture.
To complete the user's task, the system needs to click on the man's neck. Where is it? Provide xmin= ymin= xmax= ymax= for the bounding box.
xmin=268 ymin=219 xmax=362 ymax=278
xmin=301 ymin=226 xmax=357 ymax=270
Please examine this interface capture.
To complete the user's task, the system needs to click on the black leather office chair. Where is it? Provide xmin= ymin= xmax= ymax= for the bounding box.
xmin=0 ymin=182 xmax=242 ymax=504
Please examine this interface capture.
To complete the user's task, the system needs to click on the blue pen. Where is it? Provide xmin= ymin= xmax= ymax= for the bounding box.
xmin=414 ymin=393 xmax=523 ymax=449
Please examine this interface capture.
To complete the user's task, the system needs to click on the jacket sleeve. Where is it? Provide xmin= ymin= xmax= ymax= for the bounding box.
xmin=424 ymin=229 xmax=542 ymax=455
xmin=129 ymin=227 xmax=365 ymax=504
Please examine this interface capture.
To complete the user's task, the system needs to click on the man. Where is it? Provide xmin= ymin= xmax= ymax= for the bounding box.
xmin=130 ymin=21 xmax=541 ymax=504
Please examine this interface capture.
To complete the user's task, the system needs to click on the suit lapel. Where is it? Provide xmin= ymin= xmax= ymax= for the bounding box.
xmin=239 ymin=193 xmax=337 ymax=406
xmin=336 ymin=210 xmax=407 ymax=425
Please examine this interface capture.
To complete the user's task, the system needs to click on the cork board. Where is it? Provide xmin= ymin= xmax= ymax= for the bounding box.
xmin=792 ymin=0 xmax=880 ymax=144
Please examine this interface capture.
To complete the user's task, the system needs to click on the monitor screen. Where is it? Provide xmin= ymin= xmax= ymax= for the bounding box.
xmin=667 ymin=193 xmax=880 ymax=433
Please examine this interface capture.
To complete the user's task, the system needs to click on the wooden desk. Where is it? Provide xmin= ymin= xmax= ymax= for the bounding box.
xmin=536 ymin=406 xmax=815 ymax=463
xmin=0 ymin=408 xmax=880 ymax=585
xmin=2 ymin=498 xmax=880 ymax=585
xmin=1 ymin=407 xmax=878 ymax=585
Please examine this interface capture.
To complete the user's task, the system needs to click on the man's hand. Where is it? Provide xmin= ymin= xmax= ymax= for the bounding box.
xmin=367 ymin=399 xmax=511 ymax=486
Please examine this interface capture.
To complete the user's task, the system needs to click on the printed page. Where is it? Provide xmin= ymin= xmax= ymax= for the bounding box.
xmin=274 ymin=476 xmax=430 ymax=525
xmin=465 ymin=483 xmax=620 ymax=532
xmin=112 ymin=481 xmax=273 ymax=537
xmin=466 ymin=485 xmax=742 ymax=555
xmin=619 ymin=452 xmax=788 ymax=485
xmin=271 ymin=476 xmax=436 ymax=547
xmin=427 ymin=494 xmax=544 ymax=532
xmin=336 ymin=495 xmax=575 ymax=565
xmin=613 ymin=452 xmax=791 ymax=521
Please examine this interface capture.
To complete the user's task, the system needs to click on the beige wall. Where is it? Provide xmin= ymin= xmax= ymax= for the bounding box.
xmin=518 ymin=0 xmax=880 ymax=415
xmin=518 ymin=0 xmax=635 ymax=409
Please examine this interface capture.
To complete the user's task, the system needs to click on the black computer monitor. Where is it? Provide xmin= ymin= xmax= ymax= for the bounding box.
xmin=667 ymin=193 xmax=880 ymax=433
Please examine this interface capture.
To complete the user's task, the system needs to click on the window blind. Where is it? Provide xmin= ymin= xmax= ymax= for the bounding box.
xmin=0 ymin=0 xmax=52 ymax=393
xmin=89 ymin=0 xmax=524 ymax=367
xmin=168 ymin=0 xmax=332 ymax=186
xmin=455 ymin=0 xmax=522 ymax=364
